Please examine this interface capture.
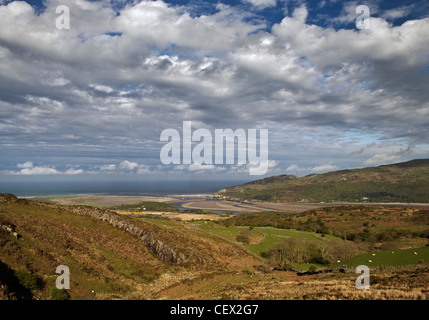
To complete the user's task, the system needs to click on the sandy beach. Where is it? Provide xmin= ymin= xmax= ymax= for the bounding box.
xmin=27 ymin=194 xmax=429 ymax=214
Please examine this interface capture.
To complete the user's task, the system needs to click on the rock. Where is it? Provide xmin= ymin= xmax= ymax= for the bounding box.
xmin=64 ymin=205 xmax=199 ymax=265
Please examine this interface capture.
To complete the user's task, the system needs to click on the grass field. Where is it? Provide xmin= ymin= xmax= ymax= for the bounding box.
xmin=332 ymin=246 xmax=429 ymax=268
xmin=193 ymin=221 xmax=429 ymax=272
xmin=193 ymin=222 xmax=345 ymax=262
xmin=244 ymin=227 xmax=342 ymax=256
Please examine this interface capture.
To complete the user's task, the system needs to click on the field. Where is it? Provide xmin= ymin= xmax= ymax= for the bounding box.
xmin=195 ymin=222 xmax=341 ymax=256
xmin=332 ymin=246 xmax=429 ymax=268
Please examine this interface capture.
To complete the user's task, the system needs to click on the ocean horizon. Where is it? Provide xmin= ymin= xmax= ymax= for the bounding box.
xmin=0 ymin=179 xmax=249 ymax=197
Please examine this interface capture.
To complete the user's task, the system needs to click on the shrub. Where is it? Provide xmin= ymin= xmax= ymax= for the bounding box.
xmin=50 ymin=287 xmax=70 ymax=300
xmin=14 ymin=270 xmax=44 ymax=291
xmin=236 ymin=230 xmax=250 ymax=244
xmin=265 ymin=238 xmax=360 ymax=270
xmin=308 ymin=265 xmax=317 ymax=273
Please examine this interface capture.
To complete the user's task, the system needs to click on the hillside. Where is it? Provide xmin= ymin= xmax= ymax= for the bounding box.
xmin=1 ymin=193 xmax=429 ymax=300
xmin=0 ymin=193 xmax=258 ymax=300
xmin=217 ymin=159 xmax=429 ymax=203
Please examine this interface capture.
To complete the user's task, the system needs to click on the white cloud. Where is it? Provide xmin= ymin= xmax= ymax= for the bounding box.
xmin=17 ymin=161 xmax=33 ymax=169
xmin=363 ymin=154 xmax=401 ymax=166
xmin=381 ymin=5 xmax=415 ymax=20
xmin=64 ymin=168 xmax=84 ymax=175
xmin=136 ymin=164 xmax=151 ymax=174
xmin=267 ymin=160 xmax=279 ymax=169
xmin=243 ymin=0 xmax=276 ymax=9
xmin=0 ymin=1 xmax=428 ymax=179
xmin=9 ymin=161 xmax=88 ymax=175
xmin=285 ymin=163 xmax=338 ymax=174
xmin=286 ymin=164 xmax=300 ymax=172
xmin=188 ymin=163 xmax=217 ymax=172
xmin=90 ymin=84 xmax=114 ymax=93
xmin=311 ymin=164 xmax=338 ymax=173
xmin=100 ymin=164 xmax=116 ymax=171
xmin=119 ymin=160 xmax=139 ymax=171
xmin=14 ymin=161 xmax=59 ymax=175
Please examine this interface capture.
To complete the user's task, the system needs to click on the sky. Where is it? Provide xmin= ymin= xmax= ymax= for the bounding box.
xmin=0 ymin=0 xmax=429 ymax=182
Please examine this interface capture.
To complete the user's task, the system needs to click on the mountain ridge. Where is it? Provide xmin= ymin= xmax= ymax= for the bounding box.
xmin=217 ymin=159 xmax=429 ymax=203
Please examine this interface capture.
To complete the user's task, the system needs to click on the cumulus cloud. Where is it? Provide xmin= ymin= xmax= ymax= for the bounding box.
xmin=7 ymin=162 xmax=87 ymax=175
xmin=363 ymin=154 xmax=401 ymax=166
xmin=243 ymin=0 xmax=277 ymax=9
xmin=64 ymin=168 xmax=84 ymax=175
xmin=381 ymin=5 xmax=415 ymax=20
xmin=0 ymin=0 xmax=428 ymax=180
xmin=286 ymin=163 xmax=338 ymax=175
xmin=311 ymin=164 xmax=338 ymax=173
xmin=119 ymin=160 xmax=139 ymax=171
xmin=136 ymin=164 xmax=151 ymax=174
xmin=16 ymin=161 xmax=34 ymax=169
xmin=4 ymin=160 xmax=154 ymax=175
xmin=188 ymin=163 xmax=217 ymax=172
xmin=12 ymin=161 xmax=60 ymax=175
xmin=100 ymin=164 xmax=116 ymax=171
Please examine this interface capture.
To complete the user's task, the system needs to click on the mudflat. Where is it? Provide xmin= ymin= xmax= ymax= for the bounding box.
xmin=27 ymin=194 xmax=429 ymax=213
xmin=29 ymin=194 xmax=176 ymax=207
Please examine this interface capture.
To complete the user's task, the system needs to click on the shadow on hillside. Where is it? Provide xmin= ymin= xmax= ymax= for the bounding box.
xmin=0 ymin=259 xmax=33 ymax=300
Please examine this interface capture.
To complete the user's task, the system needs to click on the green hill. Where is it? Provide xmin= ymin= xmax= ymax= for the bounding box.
xmin=217 ymin=159 xmax=429 ymax=203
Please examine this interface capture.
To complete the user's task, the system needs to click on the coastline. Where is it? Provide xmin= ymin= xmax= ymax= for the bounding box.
xmin=20 ymin=193 xmax=429 ymax=213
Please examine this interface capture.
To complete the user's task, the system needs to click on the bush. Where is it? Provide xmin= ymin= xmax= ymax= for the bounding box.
xmin=236 ymin=230 xmax=250 ymax=244
xmin=308 ymin=265 xmax=317 ymax=273
xmin=265 ymin=238 xmax=360 ymax=270
xmin=265 ymin=238 xmax=307 ymax=270
xmin=50 ymin=287 xmax=70 ymax=300
xmin=14 ymin=270 xmax=44 ymax=291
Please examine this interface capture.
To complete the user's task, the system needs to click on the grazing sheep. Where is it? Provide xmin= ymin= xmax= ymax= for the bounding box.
xmin=368 ymin=260 xmax=372 ymax=263
xmin=414 ymin=252 xmax=418 ymax=255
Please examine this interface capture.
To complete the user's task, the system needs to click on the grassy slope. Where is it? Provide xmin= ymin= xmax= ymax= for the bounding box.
xmin=217 ymin=159 xmax=429 ymax=203
xmin=2 ymin=193 xmax=428 ymax=300
xmin=332 ymin=246 xmax=429 ymax=268
xmin=0 ymin=194 xmax=259 ymax=300
xmin=197 ymin=205 xmax=429 ymax=271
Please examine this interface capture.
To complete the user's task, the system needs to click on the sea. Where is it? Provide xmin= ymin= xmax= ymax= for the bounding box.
xmin=0 ymin=178 xmax=248 ymax=197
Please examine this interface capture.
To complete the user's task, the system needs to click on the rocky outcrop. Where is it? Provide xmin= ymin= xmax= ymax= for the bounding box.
xmin=1 ymin=224 xmax=21 ymax=240
xmin=0 ymin=195 xmax=216 ymax=267
xmin=64 ymin=205 xmax=194 ymax=265
xmin=51 ymin=202 xmax=211 ymax=265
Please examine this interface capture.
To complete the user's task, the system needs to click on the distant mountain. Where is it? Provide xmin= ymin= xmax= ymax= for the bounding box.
xmin=217 ymin=159 xmax=429 ymax=203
